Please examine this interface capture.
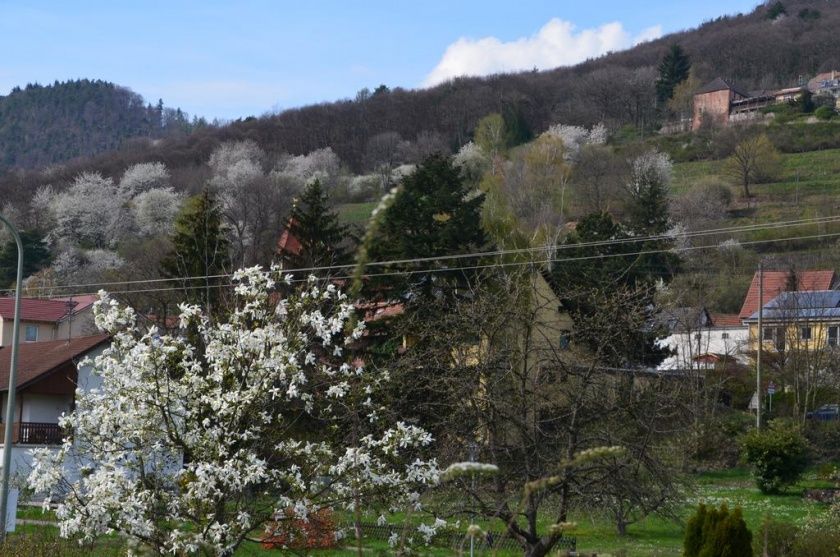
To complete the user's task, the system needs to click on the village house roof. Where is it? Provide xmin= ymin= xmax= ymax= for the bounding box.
xmin=0 ymin=334 xmax=109 ymax=391
xmin=276 ymin=218 xmax=302 ymax=258
xmin=656 ymin=307 xmax=712 ymax=333
xmin=0 ymin=297 xmax=77 ymax=323
xmin=745 ymin=290 xmax=840 ymax=322
xmin=710 ymin=313 xmax=743 ymax=328
xmin=738 ymin=270 xmax=835 ymax=320
xmin=695 ymin=77 xmax=749 ymax=98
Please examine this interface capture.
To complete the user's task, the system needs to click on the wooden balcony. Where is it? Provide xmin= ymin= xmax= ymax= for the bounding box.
xmin=0 ymin=422 xmax=64 ymax=445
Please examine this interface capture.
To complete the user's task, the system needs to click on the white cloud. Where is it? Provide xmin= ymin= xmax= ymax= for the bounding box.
xmin=423 ymin=18 xmax=662 ymax=87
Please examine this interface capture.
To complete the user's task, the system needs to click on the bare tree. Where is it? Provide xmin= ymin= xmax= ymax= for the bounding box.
xmin=723 ymin=134 xmax=782 ymax=198
xmin=387 ymin=268 xmax=689 ymax=555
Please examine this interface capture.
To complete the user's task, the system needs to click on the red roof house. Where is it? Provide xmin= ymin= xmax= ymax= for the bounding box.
xmin=738 ymin=270 xmax=836 ymax=320
xmin=0 ymin=334 xmax=109 ymax=445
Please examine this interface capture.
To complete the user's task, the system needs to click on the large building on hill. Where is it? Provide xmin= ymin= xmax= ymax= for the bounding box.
xmin=807 ymin=71 xmax=840 ymax=104
xmin=691 ymin=78 xmax=807 ymax=130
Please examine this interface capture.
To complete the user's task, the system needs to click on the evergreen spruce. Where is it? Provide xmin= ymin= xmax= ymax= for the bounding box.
xmin=161 ymin=190 xmax=230 ymax=313
xmin=656 ymin=44 xmax=691 ymax=105
xmin=362 ymin=154 xmax=487 ymax=300
xmin=282 ymin=179 xmax=352 ymax=276
xmin=0 ymin=230 xmax=52 ymax=288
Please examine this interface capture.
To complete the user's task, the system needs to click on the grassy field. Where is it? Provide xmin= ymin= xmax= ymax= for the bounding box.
xmin=4 ymin=467 xmax=833 ymax=556
xmin=337 ymin=201 xmax=377 ymax=225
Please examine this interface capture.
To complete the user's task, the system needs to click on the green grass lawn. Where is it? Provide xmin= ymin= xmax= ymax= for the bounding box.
xmin=6 ymin=467 xmax=834 ymax=556
xmin=337 ymin=202 xmax=377 ymax=225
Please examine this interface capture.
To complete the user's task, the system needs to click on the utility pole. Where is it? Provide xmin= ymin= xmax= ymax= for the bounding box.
xmin=0 ymin=213 xmax=23 ymax=541
xmin=756 ymin=262 xmax=764 ymax=430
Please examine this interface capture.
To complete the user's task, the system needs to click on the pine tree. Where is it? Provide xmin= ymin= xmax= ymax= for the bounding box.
xmin=161 ymin=190 xmax=230 ymax=313
xmin=281 ymin=179 xmax=352 ymax=276
xmin=361 ymin=154 xmax=487 ymax=300
xmin=0 ymin=230 xmax=52 ymax=288
xmin=656 ymin=44 xmax=691 ymax=105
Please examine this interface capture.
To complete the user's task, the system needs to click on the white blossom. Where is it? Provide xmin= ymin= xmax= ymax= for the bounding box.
xmin=29 ymin=265 xmax=439 ymax=555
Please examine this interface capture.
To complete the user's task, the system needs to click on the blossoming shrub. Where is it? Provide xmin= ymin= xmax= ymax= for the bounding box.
xmin=28 ymin=266 xmax=439 ymax=556
xmin=261 ymin=508 xmax=336 ymax=550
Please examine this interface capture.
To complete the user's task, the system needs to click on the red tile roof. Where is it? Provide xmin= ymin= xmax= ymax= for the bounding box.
xmin=710 ymin=313 xmax=743 ymax=327
xmin=276 ymin=218 xmax=302 ymax=258
xmin=55 ymin=295 xmax=99 ymax=315
xmin=738 ymin=270 xmax=835 ymax=320
xmin=0 ymin=334 xmax=110 ymax=391
xmin=0 ymin=297 xmax=77 ymax=323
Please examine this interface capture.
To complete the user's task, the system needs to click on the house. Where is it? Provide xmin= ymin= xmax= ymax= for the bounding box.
xmin=738 ymin=270 xmax=836 ymax=321
xmin=692 ymin=77 xmax=810 ymax=131
xmin=657 ymin=308 xmax=748 ymax=370
xmin=807 ymin=71 xmax=840 ymax=106
xmin=692 ymin=78 xmax=751 ymax=130
xmin=0 ymin=296 xmax=98 ymax=346
xmin=0 ymin=334 xmax=109 ymax=480
xmin=744 ymin=290 xmax=840 ymax=352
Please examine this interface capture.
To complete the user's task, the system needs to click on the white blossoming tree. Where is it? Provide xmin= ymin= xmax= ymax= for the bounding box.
xmin=29 ymin=266 xmax=439 ymax=556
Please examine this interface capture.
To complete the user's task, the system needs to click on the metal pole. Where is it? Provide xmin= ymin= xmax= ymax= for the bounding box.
xmin=756 ymin=262 xmax=764 ymax=430
xmin=0 ymin=213 xmax=23 ymax=540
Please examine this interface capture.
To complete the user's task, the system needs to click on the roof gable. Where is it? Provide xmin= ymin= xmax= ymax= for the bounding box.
xmin=0 ymin=297 xmax=77 ymax=323
xmin=738 ymin=270 xmax=835 ymax=319
xmin=0 ymin=334 xmax=109 ymax=391
xmin=696 ymin=77 xmax=749 ymax=98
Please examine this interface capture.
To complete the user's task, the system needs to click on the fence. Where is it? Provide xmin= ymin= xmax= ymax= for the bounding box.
xmin=343 ymin=521 xmax=577 ymax=554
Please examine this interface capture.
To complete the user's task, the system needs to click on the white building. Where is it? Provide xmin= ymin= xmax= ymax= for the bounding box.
xmin=657 ymin=308 xmax=748 ymax=371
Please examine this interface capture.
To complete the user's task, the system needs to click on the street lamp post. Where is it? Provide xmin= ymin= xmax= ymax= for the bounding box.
xmin=0 ymin=213 xmax=23 ymax=540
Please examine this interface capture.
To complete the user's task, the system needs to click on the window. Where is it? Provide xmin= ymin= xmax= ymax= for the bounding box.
xmin=763 ymin=327 xmax=774 ymax=342
xmin=761 ymin=327 xmax=785 ymax=351
xmin=24 ymin=324 xmax=38 ymax=343
xmin=829 ymin=326 xmax=839 ymax=347
xmin=721 ymin=332 xmax=730 ymax=340
xmin=800 ymin=327 xmax=812 ymax=341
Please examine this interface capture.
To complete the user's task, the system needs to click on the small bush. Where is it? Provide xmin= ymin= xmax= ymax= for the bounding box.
xmin=684 ymin=503 xmax=752 ymax=557
xmin=755 ymin=517 xmax=797 ymax=557
xmin=815 ymin=106 xmax=835 ymax=121
xmin=261 ymin=507 xmax=337 ymax=550
xmin=741 ymin=419 xmax=809 ymax=494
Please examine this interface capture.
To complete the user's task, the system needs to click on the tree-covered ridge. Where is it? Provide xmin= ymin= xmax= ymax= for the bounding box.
xmin=0 ymin=79 xmax=194 ymax=170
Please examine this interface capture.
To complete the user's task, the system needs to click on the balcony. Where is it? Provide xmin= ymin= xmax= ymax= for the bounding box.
xmin=0 ymin=422 xmax=64 ymax=445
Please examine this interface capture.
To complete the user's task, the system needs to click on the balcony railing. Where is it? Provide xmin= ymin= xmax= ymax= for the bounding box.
xmin=0 ymin=422 xmax=64 ymax=445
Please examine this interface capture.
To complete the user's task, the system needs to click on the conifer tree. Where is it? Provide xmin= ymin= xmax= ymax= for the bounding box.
xmin=0 ymin=230 xmax=52 ymax=288
xmin=656 ymin=44 xmax=691 ymax=105
xmin=161 ymin=190 xmax=230 ymax=313
xmin=281 ymin=179 xmax=352 ymax=276
xmin=360 ymin=154 xmax=487 ymax=301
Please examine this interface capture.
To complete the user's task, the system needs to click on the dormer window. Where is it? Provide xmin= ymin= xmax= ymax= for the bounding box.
xmin=24 ymin=324 xmax=38 ymax=343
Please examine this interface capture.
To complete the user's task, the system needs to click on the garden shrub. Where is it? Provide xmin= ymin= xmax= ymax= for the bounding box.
xmin=754 ymin=517 xmax=797 ymax=557
xmin=261 ymin=507 xmax=337 ymax=550
xmin=815 ymin=106 xmax=835 ymax=120
xmin=684 ymin=503 xmax=752 ymax=557
xmin=740 ymin=419 xmax=809 ymax=494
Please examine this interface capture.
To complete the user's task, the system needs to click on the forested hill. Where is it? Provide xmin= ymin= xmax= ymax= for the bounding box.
xmin=2 ymin=0 xmax=840 ymax=191
xmin=0 ymin=79 xmax=194 ymax=170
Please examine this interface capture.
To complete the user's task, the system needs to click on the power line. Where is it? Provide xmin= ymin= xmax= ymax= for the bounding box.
xmin=19 ymin=215 xmax=840 ymax=294
xmin=25 ymin=228 xmax=840 ymax=301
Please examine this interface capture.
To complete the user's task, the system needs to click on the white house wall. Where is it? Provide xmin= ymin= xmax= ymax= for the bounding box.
xmin=658 ymin=326 xmax=749 ymax=370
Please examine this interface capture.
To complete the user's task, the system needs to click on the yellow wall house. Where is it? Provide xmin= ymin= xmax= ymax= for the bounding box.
xmin=743 ymin=290 xmax=840 ymax=352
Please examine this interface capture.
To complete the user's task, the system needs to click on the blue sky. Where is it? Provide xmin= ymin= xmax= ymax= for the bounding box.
xmin=0 ymin=1 xmax=759 ymax=120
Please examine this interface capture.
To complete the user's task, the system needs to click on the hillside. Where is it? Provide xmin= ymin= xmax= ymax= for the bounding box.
xmin=2 ymin=0 xmax=840 ymax=195
xmin=0 ymin=79 xmax=194 ymax=171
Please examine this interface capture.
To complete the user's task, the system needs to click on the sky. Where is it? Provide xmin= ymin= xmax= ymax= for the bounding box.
xmin=0 ymin=0 xmax=760 ymax=121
